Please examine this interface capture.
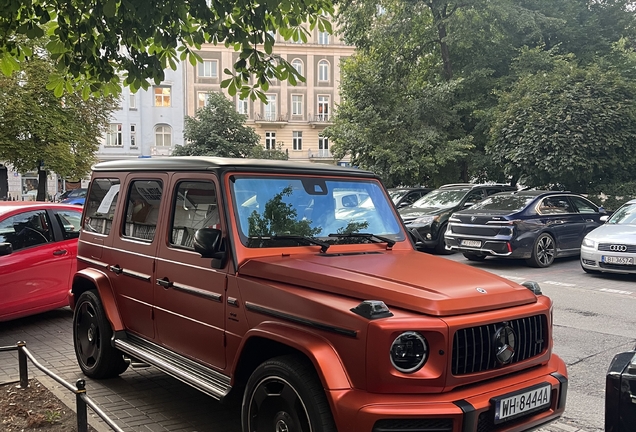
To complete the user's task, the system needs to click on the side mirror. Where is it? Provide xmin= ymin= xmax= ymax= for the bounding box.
xmin=464 ymin=202 xmax=474 ymax=208
xmin=193 ymin=228 xmax=227 ymax=268
xmin=0 ymin=243 xmax=13 ymax=256
xmin=397 ymin=202 xmax=410 ymax=209
xmin=600 ymin=215 xmax=609 ymax=223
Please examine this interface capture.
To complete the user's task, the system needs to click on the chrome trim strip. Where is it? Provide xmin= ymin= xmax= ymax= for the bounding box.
xmin=447 ymin=232 xmax=511 ymax=240
xmin=172 ymin=283 xmax=222 ymax=302
xmin=245 ymin=302 xmax=357 ymax=338
xmin=77 ymin=256 xmax=109 ymax=269
xmin=121 ymin=270 xmax=152 ymax=282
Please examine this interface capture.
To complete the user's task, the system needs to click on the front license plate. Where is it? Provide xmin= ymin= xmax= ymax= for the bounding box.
xmin=602 ymin=256 xmax=634 ymax=265
xmin=461 ymin=239 xmax=481 ymax=248
xmin=493 ymin=383 xmax=551 ymax=424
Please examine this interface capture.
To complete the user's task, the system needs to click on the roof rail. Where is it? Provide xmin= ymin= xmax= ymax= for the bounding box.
xmin=439 ymin=183 xmax=473 ymax=188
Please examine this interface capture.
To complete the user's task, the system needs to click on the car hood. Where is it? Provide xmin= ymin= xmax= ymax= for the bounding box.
xmin=587 ymin=224 xmax=636 ymax=243
xmin=239 ymin=251 xmax=536 ymax=317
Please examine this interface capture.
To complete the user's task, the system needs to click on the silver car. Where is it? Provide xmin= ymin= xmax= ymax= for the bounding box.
xmin=581 ymin=199 xmax=636 ymax=274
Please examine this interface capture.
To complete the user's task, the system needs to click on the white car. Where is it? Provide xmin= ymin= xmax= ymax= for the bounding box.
xmin=581 ymin=199 xmax=636 ymax=274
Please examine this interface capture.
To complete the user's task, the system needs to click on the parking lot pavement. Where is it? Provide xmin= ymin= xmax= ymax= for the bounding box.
xmin=0 ymin=305 xmax=590 ymax=432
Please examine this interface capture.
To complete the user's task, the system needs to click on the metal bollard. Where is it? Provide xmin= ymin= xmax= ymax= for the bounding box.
xmin=17 ymin=341 xmax=28 ymax=388
xmin=76 ymin=379 xmax=88 ymax=432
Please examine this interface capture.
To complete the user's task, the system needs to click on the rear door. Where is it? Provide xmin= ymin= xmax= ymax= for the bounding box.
xmin=569 ymin=195 xmax=602 ymax=240
xmin=154 ymin=174 xmax=228 ymax=369
xmin=537 ymin=195 xmax=585 ymax=251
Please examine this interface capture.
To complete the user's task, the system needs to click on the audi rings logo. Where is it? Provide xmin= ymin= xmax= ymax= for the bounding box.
xmin=494 ymin=324 xmax=516 ymax=365
xmin=609 ymin=244 xmax=628 ymax=252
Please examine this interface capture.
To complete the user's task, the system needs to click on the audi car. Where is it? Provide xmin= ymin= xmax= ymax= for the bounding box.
xmin=581 ymin=199 xmax=636 ymax=274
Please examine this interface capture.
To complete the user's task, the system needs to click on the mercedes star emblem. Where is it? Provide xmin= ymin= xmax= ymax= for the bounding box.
xmin=476 ymin=287 xmax=487 ymax=294
xmin=494 ymin=324 xmax=516 ymax=365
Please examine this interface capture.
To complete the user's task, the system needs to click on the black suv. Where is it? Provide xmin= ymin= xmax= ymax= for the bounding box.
xmin=399 ymin=183 xmax=516 ymax=253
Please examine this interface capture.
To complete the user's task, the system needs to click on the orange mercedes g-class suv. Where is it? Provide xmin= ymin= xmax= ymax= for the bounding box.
xmin=70 ymin=157 xmax=567 ymax=432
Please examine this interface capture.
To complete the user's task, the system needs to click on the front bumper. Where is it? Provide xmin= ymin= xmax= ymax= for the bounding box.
xmin=330 ymin=355 xmax=568 ymax=432
xmin=581 ymin=247 xmax=636 ymax=274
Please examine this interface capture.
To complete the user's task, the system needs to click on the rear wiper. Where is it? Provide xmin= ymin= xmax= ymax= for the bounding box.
xmin=328 ymin=233 xmax=396 ymax=248
xmin=249 ymin=235 xmax=330 ymax=253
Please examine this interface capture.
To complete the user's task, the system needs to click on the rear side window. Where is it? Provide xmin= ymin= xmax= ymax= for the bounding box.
xmin=123 ymin=180 xmax=164 ymax=242
xmin=569 ymin=196 xmax=598 ymax=214
xmin=0 ymin=210 xmax=51 ymax=251
xmin=84 ymin=178 xmax=120 ymax=235
xmin=170 ymin=181 xmax=219 ymax=248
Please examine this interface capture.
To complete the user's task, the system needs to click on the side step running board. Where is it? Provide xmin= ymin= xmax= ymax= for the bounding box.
xmin=114 ymin=333 xmax=231 ymax=401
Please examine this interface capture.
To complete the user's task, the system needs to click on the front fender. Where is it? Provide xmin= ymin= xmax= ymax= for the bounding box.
xmin=71 ymin=268 xmax=124 ymax=331
xmin=233 ymin=321 xmax=352 ymax=391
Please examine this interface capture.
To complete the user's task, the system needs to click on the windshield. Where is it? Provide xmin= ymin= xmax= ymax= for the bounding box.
xmin=388 ymin=189 xmax=408 ymax=204
xmin=470 ymin=195 xmax=535 ymax=212
xmin=411 ymin=189 xmax=469 ymax=209
xmin=231 ymin=176 xmax=404 ymax=248
xmin=607 ymin=202 xmax=636 ymax=225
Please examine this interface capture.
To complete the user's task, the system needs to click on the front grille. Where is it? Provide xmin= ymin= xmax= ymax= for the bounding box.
xmin=373 ymin=418 xmax=453 ymax=432
xmin=451 ymin=225 xmax=502 ymax=236
xmin=452 ymin=315 xmax=547 ymax=375
xmin=600 ymin=263 xmax=636 ymax=271
xmin=598 ymin=244 xmax=636 ymax=253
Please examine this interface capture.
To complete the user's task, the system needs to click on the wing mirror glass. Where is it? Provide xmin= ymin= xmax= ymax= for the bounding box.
xmin=0 ymin=243 xmax=13 ymax=256
xmin=193 ymin=228 xmax=227 ymax=267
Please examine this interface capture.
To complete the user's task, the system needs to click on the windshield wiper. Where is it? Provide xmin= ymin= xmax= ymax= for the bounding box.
xmin=328 ymin=233 xmax=396 ymax=248
xmin=249 ymin=235 xmax=330 ymax=253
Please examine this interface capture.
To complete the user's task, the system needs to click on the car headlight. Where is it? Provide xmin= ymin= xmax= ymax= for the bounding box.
xmin=412 ymin=215 xmax=438 ymax=226
xmin=390 ymin=331 xmax=428 ymax=373
xmin=582 ymin=238 xmax=596 ymax=249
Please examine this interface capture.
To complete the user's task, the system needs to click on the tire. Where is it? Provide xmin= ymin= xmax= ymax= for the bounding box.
xmin=242 ymin=355 xmax=336 ymax=432
xmin=463 ymin=252 xmax=487 ymax=262
xmin=526 ymin=233 xmax=556 ymax=268
xmin=434 ymin=224 xmax=451 ymax=255
xmin=73 ymin=290 xmax=128 ymax=379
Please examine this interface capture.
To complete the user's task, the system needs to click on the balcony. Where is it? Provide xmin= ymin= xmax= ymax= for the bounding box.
xmin=254 ymin=113 xmax=289 ymax=127
xmin=308 ymin=149 xmax=333 ymax=159
xmin=150 ymin=146 xmax=173 ymax=156
xmin=308 ymin=114 xmax=332 ymax=128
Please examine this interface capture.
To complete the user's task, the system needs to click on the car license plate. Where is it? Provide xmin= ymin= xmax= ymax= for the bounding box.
xmin=461 ymin=239 xmax=481 ymax=248
xmin=602 ymin=256 xmax=634 ymax=265
xmin=493 ymin=383 xmax=551 ymax=424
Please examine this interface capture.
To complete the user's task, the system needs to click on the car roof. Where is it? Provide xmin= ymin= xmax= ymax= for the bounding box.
xmin=437 ymin=183 xmax=516 ymax=190
xmin=0 ymin=202 xmax=82 ymax=217
xmin=92 ymin=157 xmax=377 ymax=178
xmin=388 ymin=187 xmax=431 ymax=191
xmin=490 ymin=190 xmax=574 ymax=198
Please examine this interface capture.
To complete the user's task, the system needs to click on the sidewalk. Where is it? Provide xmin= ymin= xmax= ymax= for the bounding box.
xmin=0 ymin=308 xmax=592 ymax=432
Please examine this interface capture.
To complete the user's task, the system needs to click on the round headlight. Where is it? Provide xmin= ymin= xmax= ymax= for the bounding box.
xmin=390 ymin=331 xmax=428 ymax=373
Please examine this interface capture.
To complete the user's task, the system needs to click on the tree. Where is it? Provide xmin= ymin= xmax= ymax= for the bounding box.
xmin=0 ymin=44 xmax=117 ymax=201
xmin=488 ymin=46 xmax=636 ymax=192
xmin=173 ymin=91 xmax=288 ymax=159
xmin=0 ymin=0 xmax=333 ymax=100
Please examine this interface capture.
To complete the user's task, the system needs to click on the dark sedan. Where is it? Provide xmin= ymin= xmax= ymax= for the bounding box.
xmin=444 ymin=191 xmax=604 ymax=267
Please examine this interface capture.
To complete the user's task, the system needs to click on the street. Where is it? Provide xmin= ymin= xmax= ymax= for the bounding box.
xmin=1 ymin=253 xmax=635 ymax=432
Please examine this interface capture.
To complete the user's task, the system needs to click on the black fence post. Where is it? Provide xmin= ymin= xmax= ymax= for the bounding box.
xmin=17 ymin=341 xmax=28 ymax=388
xmin=76 ymin=379 xmax=88 ymax=432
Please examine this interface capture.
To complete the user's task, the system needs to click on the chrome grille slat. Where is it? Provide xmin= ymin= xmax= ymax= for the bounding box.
xmin=451 ymin=315 xmax=548 ymax=375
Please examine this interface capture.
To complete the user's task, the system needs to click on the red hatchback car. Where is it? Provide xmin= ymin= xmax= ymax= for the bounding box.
xmin=0 ymin=202 xmax=82 ymax=321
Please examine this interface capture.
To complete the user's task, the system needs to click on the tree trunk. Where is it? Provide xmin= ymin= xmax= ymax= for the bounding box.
xmin=37 ymin=169 xmax=47 ymax=201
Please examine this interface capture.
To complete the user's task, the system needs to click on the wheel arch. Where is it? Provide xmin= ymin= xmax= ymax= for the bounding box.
xmin=71 ymin=269 xmax=124 ymax=331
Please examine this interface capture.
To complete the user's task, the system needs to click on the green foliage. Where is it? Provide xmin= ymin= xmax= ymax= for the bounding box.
xmin=0 ymin=40 xmax=116 ymax=193
xmin=488 ymin=47 xmax=636 ymax=192
xmin=0 ymin=0 xmax=332 ymax=99
xmin=173 ymin=92 xmax=286 ymax=159
xmin=248 ymin=186 xmax=321 ymax=237
xmin=336 ymin=221 xmax=368 ymax=234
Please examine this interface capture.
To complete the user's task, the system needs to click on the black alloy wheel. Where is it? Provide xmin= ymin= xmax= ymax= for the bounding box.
xmin=73 ymin=290 xmax=128 ymax=379
xmin=242 ymin=355 xmax=336 ymax=432
xmin=463 ymin=252 xmax=487 ymax=262
xmin=527 ymin=233 xmax=556 ymax=268
xmin=434 ymin=224 xmax=452 ymax=255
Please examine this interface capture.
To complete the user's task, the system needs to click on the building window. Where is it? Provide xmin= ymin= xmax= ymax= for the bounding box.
xmin=154 ymin=86 xmax=171 ymax=107
xmin=198 ymin=92 xmax=210 ymax=108
xmin=318 ymin=31 xmax=330 ymax=45
xmin=291 ymin=95 xmax=303 ymax=116
xmin=318 ymin=60 xmax=329 ymax=82
xmin=319 ymin=136 xmax=329 ymax=157
xmin=106 ymin=124 xmax=122 ymax=146
xmin=130 ymin=124 xmax=137 ymax=147
xmin=237 ymin=98 xmax=248 ymax=115
xmin=317 ymin=95 xmax=330 ymax=121
xmin=292 ymin=59 xmax=303 ymax=76
xmin=293 ymin=131 xmax=303 ymax=150
xmin=264 ymin=94 xmax=277 ymax=121
xmin=155 ymin=125 xmax=172 ymax=147
xmin=129 ymin=94 xmax=136 ymax=109
xmin=198 ymin=60 xmax=218 ymax=78
xmin=265 ymin=131 xmax=276 ymax=150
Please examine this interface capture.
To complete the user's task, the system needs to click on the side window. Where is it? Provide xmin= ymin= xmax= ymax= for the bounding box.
xmin=0 ymin=210 xmax=51 ymax=251
xmin=124 ymin=180 xmax=164 ymax=242
xmin=403 ymin=192 xmax=420 ymax=205
xmin=569 ymin=196 xmax=598 ymax=214
xmin=486 ymin=188 xmax=505 ymax=196
xmin=170 ymin=181 xmax=219 ymax=248
xmin=464 ymin=190 xmax=485 ymax=206
xmin=84 ymin=178 xmax=121 ymax=235
xmin=538 ymin=196 xmax=573 ymax=214
xmin=53 ymin=209 xmax=82 ymax=240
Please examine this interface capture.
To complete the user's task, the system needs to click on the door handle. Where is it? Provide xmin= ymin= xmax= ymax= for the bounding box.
xmin=156 ymin=278 xmax=173 ymax=289
xmin=585 ymin=219 xmax=595 ymax=222
xmin=109 ymin=265 xmax=123 ymax=275
xmin=52 ymin=249 xmax=67 ymax=256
